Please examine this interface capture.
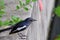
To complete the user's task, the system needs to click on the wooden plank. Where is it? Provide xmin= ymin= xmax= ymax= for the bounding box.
xmin=0 ymin=0 xmax=55 ymax=40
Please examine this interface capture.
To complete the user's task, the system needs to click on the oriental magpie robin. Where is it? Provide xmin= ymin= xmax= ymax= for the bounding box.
xmin=9 ymin=17 xmax=37 ymax=34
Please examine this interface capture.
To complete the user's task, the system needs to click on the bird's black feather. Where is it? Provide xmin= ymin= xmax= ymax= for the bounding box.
xmin=9 ymin=26 xmax=27 ymax=34
xmin=9 ymin=21 xmax=24 ymax=34
xmin=9 ymin=17 xmax=36 ymax=34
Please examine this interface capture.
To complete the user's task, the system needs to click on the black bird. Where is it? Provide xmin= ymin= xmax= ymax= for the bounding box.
xmin=0 ymin=17 xmax=36 ymax=33
xmin=0 ymin=17 xmax=36 ymax=34
xmin=9 ymin=17 xmax=36 ymax=34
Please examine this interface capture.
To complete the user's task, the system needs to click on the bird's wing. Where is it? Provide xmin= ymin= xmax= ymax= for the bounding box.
xmin=17 ymin=25 xmax=27 ymax=30
xmin=9 ymin=21 xmax=30 ymax=34
xmin=9 ymin=21 xmax=24 ymax=34
xmin=9 ymin=25 xmax=27 ymax=34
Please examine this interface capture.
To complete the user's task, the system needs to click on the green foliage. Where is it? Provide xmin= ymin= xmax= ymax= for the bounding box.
xmin=16 ymin=5 xmax=20 ymax=10
xmin=0 ymin=0 xmax=5 ymax=27
xmin=0 ymin=0 xmax=5 ymax=9
xmin=0 ymin=0 xmax=5 ymax=18
xmin=0 ymin=16 xmax=22 ymax=27
xmin=32 ymin=0 xmax=37 ymax=2
xmin=3 ymin=20 xmax=11 ymax=26
xmin=0 ymin=10 xmax=5 ymax=18
xmin=19 ymin=0 xmax=23 ymax=6
xmin=0 ymin=0 xmax=37 ymax=27
xmin=0 ymin=20 xmax=3 ymax=26
xmin=54 ymin=35 xmax=60 ymax=40
xmin=26 ymin=0 xmax=30 ymax=4
xmin=54 ymin=6 xmax=60 ymax=17
xmin=16 ymin=0 xmax=37 ymax=11
xmin=0 ymin=0 xmax=23 ymax=27
xmin=11 ymin=16 xmax=22 ymax=25
xmin=24 ymin=7 xmax=29 ymax=11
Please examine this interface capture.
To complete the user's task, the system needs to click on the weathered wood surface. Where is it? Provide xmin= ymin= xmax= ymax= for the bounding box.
xmin=42 ymin=0 xmax=55 ymax=40
xmin=0 ymin=0 xmax=55 ymax=40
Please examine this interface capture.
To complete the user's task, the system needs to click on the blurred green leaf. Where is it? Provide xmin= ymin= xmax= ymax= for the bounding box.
xmin=54 ymin=6 xmax=60 ymax=17
xmin=32 ymin=0 xmax=37 ymax=2
xmin=19 ymin=0 xmax=23 ymax=6
xmin=3 ymin=20 xmax=10 ymax=26
xmin=0 ymin=15 xmax=2 ymax=18
xmin=0 ymin=0 xmax=5 ymax=9
xmin=11 ymin=16 xmax=22 ymax=24
xmin=30 ymin=5 xmax=32 ymax=8
xmin=0 ymin=0 xmax=5 ymax=18
xmin=0 ymin=0 xmax=4 ymax=6
xmin=24 ymin=7 xmax=29 ymax=11
xmin=11 ymin=16 xmax=17 ymax=24
xmin=0 ymin=20 xmax=3 ymax=26
xmin=54 ymin=35 xmax=60 ymax=40
xmin=0 ymin=10 xmax=5 ymax=18
xmin=16 ymin=5 xmax=20 ymax=10
xmin=0 ymin=10 xmax=5 ymax=14
xmin=23 ymin=3 xmax=26 ymax=6
xmin=0 ymin=6 xmax=5 ymax=9
xmin=16 ymin=0 xmax=37 ymax=11
xmin=26 ymin=0 xmax=30 ymax=4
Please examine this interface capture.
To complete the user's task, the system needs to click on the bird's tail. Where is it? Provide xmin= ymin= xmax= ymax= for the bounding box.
xmin=0 ymin=27 xmax=12 ymax=33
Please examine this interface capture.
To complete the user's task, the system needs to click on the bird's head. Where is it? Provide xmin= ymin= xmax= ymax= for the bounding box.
xmin=25 ymin=17 xmax=37 ymax=22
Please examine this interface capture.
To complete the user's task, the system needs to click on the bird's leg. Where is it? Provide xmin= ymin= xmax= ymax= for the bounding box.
xmin=18 ymin=33 xmax=27 ymax=39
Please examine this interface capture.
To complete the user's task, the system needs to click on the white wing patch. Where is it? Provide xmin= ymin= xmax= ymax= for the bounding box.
xmin=17 ymin=25 xmax=27 ymax=30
